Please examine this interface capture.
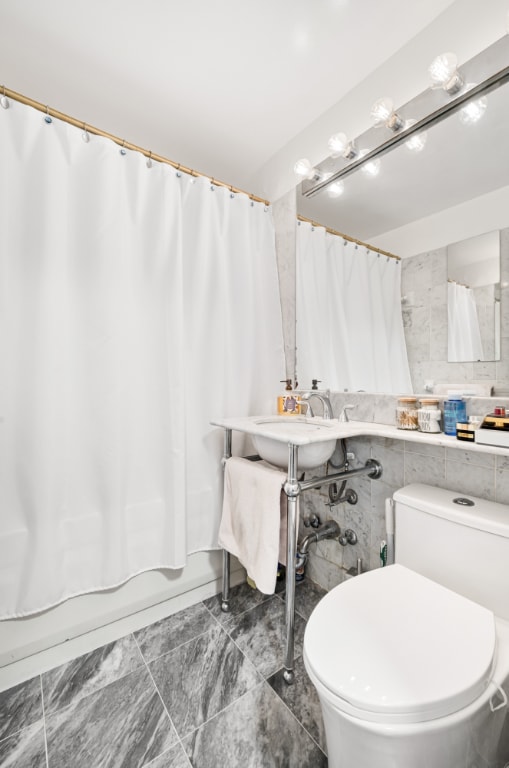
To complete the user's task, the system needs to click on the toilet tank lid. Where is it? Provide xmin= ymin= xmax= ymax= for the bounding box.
xmin=393 ymin=483 xmax=509 ymax=539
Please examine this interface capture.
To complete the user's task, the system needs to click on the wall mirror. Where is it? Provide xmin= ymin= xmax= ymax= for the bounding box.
xmin=447 ymin=230 xmax=501 ymax=363
xmin=295 ymin=35 xmax=509 ymax=393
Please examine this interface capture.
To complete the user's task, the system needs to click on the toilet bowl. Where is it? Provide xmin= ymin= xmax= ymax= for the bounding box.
xmin=303 ymin=484 xmax=509 ymax=768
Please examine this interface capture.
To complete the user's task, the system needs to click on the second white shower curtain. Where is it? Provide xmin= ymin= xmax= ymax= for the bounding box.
xmin=296 ymin=221 xmax=411 ymax=393
xmin=0 ymin=101 xmax=284 ymax=617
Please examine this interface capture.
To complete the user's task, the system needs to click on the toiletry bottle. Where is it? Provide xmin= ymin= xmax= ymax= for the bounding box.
xmin=278 ymin=380 xmax=301 ymax=415
xmin=443 ymin=393 xmax=467 ymax=436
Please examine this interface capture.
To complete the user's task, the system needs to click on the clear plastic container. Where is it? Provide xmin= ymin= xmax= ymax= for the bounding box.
xmin=443 ymin=395 xmax=467 ymax=436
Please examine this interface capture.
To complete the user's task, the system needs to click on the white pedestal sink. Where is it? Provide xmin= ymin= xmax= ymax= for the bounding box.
xmin=250 ymin=416 xmax=337 ymax=470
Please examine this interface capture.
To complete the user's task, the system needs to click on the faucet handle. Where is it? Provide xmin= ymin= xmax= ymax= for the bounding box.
xmin=339 ymin=404 xmax=356 ymax=422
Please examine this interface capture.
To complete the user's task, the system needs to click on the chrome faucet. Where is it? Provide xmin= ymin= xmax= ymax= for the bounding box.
xmin=338 ymin=404 xmax=356 ymax=422
xmin=301 ymin=392 xmax=334 ymax=419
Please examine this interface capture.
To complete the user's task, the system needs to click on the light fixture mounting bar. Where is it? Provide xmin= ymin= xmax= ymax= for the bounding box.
xmin=302 ymin=35 xmax=509 ymax=199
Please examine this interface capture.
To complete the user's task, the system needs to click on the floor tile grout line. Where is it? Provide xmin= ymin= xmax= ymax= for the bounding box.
xmin=139 ymin=615 xmax=265 ymax=748
xmin=38 ymin=634 xmax=147 ymax=719
xmin=39 ymin=675 xmax=50 ymax=768
xmin=131 ymin=631 xmax=189 ymax=764
xmin=144 ymin=744 xmax=193 ymax=768
xmin=266 ymin=666 xmax=327 ymax=759
xmin=136 ymin=606 xmax=223 ymax=667
xmin=176 ymin=678 xmax=268 ymax=744
xmin=200 ymin=590 xmax=276 ymax=628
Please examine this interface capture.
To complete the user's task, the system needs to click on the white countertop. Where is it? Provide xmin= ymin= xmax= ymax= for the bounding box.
xmin=210 ymin=416 xmax=509 ymax=457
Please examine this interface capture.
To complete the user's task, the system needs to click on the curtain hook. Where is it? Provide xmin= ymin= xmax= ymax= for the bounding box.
xmin=176 ymin=163 xmax=182 ymax=178
xmin=210 ymin=178 xmax=216 ymax=190
xmin=81 ymin=122 xmax=90 ymax=143
xmin=146 ymin=150 xmax=153 ymax=168
xmin=119 ymin=139 xmax=127 ymax=156
xmin=0 ymin=86 xmax=9 ymax=109
xmin=44 ymin=105 xmax=52 ymax=124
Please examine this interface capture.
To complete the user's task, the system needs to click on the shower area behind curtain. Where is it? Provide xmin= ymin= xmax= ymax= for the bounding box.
xmin=0 ymin=100 xmax=284 ymax=629
xmin=447 ymin=281 xmax=484 ymax=362
xmin=296 ymin=221 xmax=412 ymax=393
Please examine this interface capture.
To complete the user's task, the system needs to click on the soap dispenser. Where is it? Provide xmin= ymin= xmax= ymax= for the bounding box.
xmin=278 ymin=379 xmax=301 ymax=415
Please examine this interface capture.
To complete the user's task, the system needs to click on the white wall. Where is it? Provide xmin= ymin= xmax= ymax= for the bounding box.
xmin=371 ymin=185 xmax=509 ymax=259
xmin=0 ymin=552 xmax=244 ymax=687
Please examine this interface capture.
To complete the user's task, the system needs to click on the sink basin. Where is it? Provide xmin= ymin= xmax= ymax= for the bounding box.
xmin=251 ymin=417 xmax=337 ymax=470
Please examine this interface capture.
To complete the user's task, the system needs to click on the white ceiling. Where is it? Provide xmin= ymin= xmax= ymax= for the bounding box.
xmin=1 ymin=0 xmax=456 ymax=199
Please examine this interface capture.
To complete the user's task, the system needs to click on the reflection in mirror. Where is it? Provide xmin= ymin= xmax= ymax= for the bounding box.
xmin=447 ymin=231 xmax=500 ymax=363
xmin=296 ymin=36 xmax=509 ymax=395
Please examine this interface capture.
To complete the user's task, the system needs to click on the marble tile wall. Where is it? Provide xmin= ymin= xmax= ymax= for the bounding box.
xmin=401 ymin=226 xmax=509 ymax=395
xmin=273 ymin=191 xmax=297 ymax=384
xmin=300 ymin=392 xmax=509 ymax=592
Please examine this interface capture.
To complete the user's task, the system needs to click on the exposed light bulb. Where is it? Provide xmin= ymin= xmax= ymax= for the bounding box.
xmin=429 ymin=52 xmax=463 ymax=94
xmin=404 ymin=119 xmax=427 ymax=152
xmin=359 ymin=150 xmax=381 ymax=177
xmin=294 ymin=158 xmax=319 ymax=180
xmin=328 ymin=132 xmax=348 ymax=157
xmin=328 ymin=131 xmax=357 ymax=160
xmin=371 ymin=97 xmax=403 ymax=131
xmin=459 ymin=85 xmax=487 ymax=124
xmin=327 ymin=181 xmax=345 ymax=198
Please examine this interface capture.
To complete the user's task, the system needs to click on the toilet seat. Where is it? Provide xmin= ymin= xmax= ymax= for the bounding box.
xmin=303 ymin=564 xmax=496 ymax=725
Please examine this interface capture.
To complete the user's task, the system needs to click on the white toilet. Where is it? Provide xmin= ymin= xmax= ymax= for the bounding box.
xmin=303 ymin=483 xmax=509 ymax=768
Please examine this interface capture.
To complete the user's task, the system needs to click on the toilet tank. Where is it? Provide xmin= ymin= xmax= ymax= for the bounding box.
xmin=392 ymin=483 xmax=509 ymax=620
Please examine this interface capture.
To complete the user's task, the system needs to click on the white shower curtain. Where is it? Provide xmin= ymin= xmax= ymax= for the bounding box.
xmin=447 ymin=281 xmax=484 ymax=362
xmin=0 ymin=101 xmax=284 ymax=618
xmin=296 ymin=221 xmax=411 ymax=393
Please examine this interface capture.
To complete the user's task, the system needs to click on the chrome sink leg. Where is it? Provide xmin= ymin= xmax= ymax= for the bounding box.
xmin=221 ymin=429 xmax=232 ymax=613
xmin=283 ymin=443 xmax=299 ymax=684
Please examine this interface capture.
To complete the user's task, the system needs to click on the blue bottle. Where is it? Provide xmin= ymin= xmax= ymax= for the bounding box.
xmin=443 ymin=395 xmax=467 ymax=436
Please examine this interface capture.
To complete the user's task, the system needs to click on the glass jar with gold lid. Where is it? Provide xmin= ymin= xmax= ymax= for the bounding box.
xmin=396 ymin=397 xmax=418 ymax=430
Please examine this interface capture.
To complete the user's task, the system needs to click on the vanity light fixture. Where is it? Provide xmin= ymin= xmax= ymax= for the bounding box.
xmin=294 ymin=158 xmax=321 ymax=181
xmin=328 ymin=132 xmax=358 ymax=160
xmin=403 ymin=119 xmax=427 ymax=152
xmin=458 ymin=84 xmax=488 ymax=124
xmin=370 ymin=97 xmax=403 ymax=131
xmin=428 ymin=52 xmax=464 ymax=95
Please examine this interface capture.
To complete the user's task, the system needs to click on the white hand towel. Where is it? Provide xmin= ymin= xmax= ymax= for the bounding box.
xmin=218 ymin=456 xmax=290 ymax=595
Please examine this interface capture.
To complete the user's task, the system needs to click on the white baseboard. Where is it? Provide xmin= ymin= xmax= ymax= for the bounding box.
xmin=0 ymin=551 xmax=244 ymax=691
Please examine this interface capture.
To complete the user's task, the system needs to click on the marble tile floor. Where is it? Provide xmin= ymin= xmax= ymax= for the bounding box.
xmin=0 ymin=579 xmax=328 ymax=768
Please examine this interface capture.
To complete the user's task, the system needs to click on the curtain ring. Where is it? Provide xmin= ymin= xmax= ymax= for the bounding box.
xmin=44 ymin=105 xmax=52 ymax=124
xmin=120 ymin=139 xmax=127 ymax=156
xmin=0 ymin=85 xmax=9 ymax=109
xmin=146 ymin=150 xmax=153 ymax=168
xmin=81 ymin=122 xmax=90 ymax=143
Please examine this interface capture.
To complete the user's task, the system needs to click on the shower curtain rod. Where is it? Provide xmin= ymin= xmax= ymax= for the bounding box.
xmin=1 ymin=85 xmax=271 ymax=206
xmin=297 ymin=214 xmax=400 ymax=261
